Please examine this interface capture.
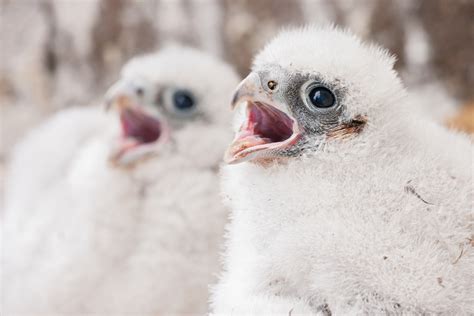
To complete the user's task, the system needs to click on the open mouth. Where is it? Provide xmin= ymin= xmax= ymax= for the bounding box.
xmin=111 ymin=107 xmax=166 ymax=165
xmin=225 ymin=101 xmax=301 ymax=164
xmin=121 ymin=108 xmax=162 ymax=145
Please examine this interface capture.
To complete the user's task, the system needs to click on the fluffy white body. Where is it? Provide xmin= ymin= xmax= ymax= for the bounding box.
xmin=3 ymin=47 xmax=239 ymax=315
xmin=212 ymin=27 xmax=473 ymax=315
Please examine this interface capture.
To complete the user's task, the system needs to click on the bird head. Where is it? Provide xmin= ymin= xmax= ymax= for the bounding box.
xmin=225 ymin=26 xmax=406 ymax=165
xmin=105 ymin=46 xmax=239 ymax=167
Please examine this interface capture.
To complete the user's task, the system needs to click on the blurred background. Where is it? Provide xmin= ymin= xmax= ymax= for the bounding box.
xmin=1 ymin=0 xmax=473 ymax=193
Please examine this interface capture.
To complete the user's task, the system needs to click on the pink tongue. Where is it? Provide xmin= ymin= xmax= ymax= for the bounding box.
xmin=249 ymin=104 xmax=293 ymax=142
xmin=120 ymin=108 xmax=161 ymax=143
xmin=227 ymin=109 xmax=273 ymax=157
xmin=226 ymin=103 xmax=295 ymax=159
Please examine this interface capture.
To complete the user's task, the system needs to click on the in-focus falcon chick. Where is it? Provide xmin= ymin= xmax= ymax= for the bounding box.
xmin=3 ymin=46 xmax=240 ymax=315
xmin=212 ymin=26 xmax=473 ymax=315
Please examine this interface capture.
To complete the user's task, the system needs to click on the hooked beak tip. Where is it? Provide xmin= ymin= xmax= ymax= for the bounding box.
xmin=230 ymin=72 xmax=262 ymax=110
xmin=104 ymin=98 xmax=113 ymax=111
xmin=230 ymin=90 xmax=240 ymax=109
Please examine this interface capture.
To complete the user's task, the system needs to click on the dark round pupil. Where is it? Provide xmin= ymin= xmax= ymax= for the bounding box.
xmin=308 ymin=87 xmax=335 ymax=108
xmin=173 ymin=90 xmax=195 ymax=110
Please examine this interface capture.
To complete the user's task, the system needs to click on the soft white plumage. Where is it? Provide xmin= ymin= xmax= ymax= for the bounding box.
xmin=3 ymin=46 xmax=240 ymax=314
xmin=212 ymin=26 xmax=473 ymax=315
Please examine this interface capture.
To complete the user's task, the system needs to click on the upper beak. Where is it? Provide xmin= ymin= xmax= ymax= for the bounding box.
xmin=104 ymin=80 xmax=137 ymax=111
xmin=231 ymin=72 xmax=277 ymax=110
xmin=230 ymin=72 xmax=292 ymax=117
xmin=225 ymin=72 xmax=300 ymax=164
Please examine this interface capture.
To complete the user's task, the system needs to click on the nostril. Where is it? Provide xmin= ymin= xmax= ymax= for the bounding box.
xmin=267 ymin=80 xmax=277 ymax=91
xmin=135 ymin=87 xmax=144 ymax=97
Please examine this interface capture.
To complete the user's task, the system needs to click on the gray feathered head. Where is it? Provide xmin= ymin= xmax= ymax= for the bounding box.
xmin=225 ymin=26 xmax=406 ymax=164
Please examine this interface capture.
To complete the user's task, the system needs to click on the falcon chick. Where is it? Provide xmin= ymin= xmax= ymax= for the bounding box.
xmin=3 ymin=46 xmax=240 ymax=315
xmin=212 ymin=26 xmax=473 ymax=315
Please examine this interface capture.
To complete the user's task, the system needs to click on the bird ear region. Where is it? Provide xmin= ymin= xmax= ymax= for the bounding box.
xmin=326 ymin=114 xmax=367 ymax=140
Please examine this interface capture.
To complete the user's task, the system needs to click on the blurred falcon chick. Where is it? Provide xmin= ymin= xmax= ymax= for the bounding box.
xmin=3 ymin=46 xmax=240 ymax=315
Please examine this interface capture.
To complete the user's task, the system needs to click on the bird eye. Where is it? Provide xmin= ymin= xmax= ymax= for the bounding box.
xmin=308 ymin=86 xmax=335 ymax=109
xmin=172 ymin=89 xmax=195 ymax=111
xmin=162 ymin=88 xmax=199 ymax=119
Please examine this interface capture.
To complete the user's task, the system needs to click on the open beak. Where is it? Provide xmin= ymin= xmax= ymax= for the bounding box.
xmin=104 ymin=81 xmax=168 ymax=166
xmin=224 ymin=73 xmax=301 ymax=164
